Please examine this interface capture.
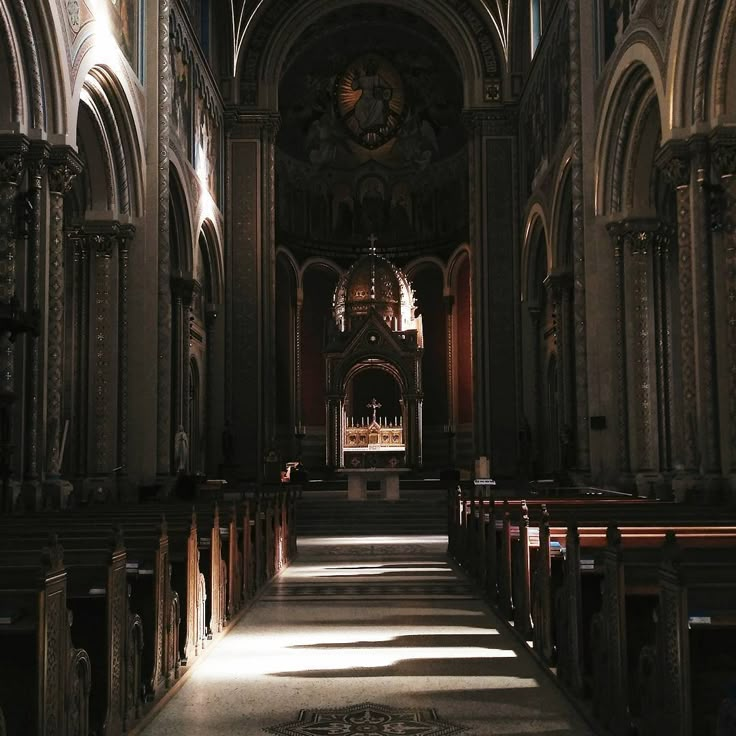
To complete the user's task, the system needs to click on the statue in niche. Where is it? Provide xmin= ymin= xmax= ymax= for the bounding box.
xmin=174 ymin=425 xmax=189 ymax=474
xmin=351 ymin=58 xmax=392 ymax=131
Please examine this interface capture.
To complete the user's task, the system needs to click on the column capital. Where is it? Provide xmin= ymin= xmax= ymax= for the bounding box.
xmin=655 ymin=139 xmax=691 ymax=188
xmin=461 ymin=107 xmax=517 ymax=137
xmin=171 ymin=275 xmax=196 ymax=304
xmin=48 ymin=146 xmax=83 ymax=194
xmin=710 ymin=127 xmax=736 ymax=178
xmin=85 ymin=220 xmax=120 ymax=258
xmin=224 ymin=108 xmax=281 ymax=138
xmin=543 ymin=268 xmax=573 ymax=295
xmin=0 ymin=135 xmax=29 ymax=185
xmin=606 ymin=217 xmax=673 ymax=255
xmin=117 ymin=223 xmax=136 ymax=249
xmin=26 ymin=140 xmax=51 ymax=183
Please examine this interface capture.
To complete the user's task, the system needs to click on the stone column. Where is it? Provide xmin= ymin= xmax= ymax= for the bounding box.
xmin=117 ymin=225 xmax=134 ymax=487
xmin=0 ymin=137 xmax=29 ymax=394
xmin=205 ymin=304 xmax=218 ymax=473
xmin=545 ymin=270 xmax=574 ymax=471
xmin=463 ymin=108 xmax=519 ymax=475
xmin=689 ymin=138 xmax=720 ymax=479
xmin=405 ymin=395 xmax=423 ymax=469
xmin=225 ymin=110 xmax=280 ymax=479
xmin=23 ymin=141 xmax=49 ymax=487
xmin=444 ymin=293 xmax=456 ymax=464
xmin=658 ymin=139 xmax=721 ymax=492
xmin=46 ymin=148 xmax=82 ymax=478
xmin=64 ymin=226 xmax=88 ymax=479
xmin=607 ymin=219 xmax=670 ymax=488
xmin=156 ymin=0 xmax=172 ymax=477
xmin=611 ymin=229 xmax=630 ymax=476
xmin=294 ymin=287 xmax=304 ymax=446
xmin=568 ymin=0 xmax=591 ymax=472
xmin=87 ymin=223 xmax=118 ymax=477
xmin=711 ymin=130 xmax=736 ymax=488
xmin=326 ymin=395 xmax=341 ymax=468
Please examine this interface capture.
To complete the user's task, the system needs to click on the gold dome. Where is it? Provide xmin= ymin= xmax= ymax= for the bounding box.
xmin=334 ymin=251 xmax=417 ymax=332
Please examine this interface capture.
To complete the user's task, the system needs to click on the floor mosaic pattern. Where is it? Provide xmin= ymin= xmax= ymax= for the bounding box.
xmin=265 ymin=703 xmax=468 ymax=736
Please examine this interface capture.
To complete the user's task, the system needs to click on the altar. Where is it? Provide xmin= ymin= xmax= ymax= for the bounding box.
xmin=346 ymin=467 xmax=410 ymax=501
xmin=343 ymin=398 xmax=406 ymax=470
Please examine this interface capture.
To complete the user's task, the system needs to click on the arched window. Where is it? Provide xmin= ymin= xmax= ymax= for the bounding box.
xmin=530 ymin=0 xmax=542 ymax=57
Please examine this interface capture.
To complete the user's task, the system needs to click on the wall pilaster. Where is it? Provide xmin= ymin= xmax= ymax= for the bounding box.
xmin=463 ymin=108 xmax=519 ymax=476
xmin=225 ymin=109 xmax=280 ymax=479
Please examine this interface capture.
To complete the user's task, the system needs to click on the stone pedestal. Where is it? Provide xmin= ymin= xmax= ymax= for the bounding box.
xmin=347 ymin=473 xmax=367 ymax=501
xmin=383 ymin=473 xmax=400 ymax=501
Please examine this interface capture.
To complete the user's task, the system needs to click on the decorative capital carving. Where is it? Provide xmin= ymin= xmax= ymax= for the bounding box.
xmin=543 ymin=269 xmax=573 ymax=300
xmin=710 ymin=128 xmax=736 ymax=178
xmin=85 ymin=221 xmax=120 ymax=258
xmin=224 ymin=107 xmax=281 ymax=139
xmin=27 ymin=140 xmax=50 ymax=185
xmin=48 ymin=147 xmax=83 ymax=194
xmin=171 ymin=275 xmax=196 ymax=304
xmin=0 ymin=135 xmax=29 ymax=185
xmin=117 ymin=223 xmax=136 ymax=250
xmin=461 ymin=107 xmax=517 ymax=137
xmin=607 ymin=218 xmax=672 ymax=256
xmin=655 ymin=140 xmax=690 ymax=188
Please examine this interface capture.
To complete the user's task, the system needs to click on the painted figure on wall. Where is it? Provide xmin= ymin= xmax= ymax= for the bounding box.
xmin=351 ymin=59 xmax=392 ymax=132
xmin=108 ymin=0 xmax=139 ymax=73
xmin=171 ymin=44 xmax=192 ymax=148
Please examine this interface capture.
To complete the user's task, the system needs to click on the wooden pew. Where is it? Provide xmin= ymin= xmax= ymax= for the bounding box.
xmin=0 ymin=543 xmax=91 ymax=736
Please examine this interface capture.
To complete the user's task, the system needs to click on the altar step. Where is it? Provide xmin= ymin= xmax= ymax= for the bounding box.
xmin=295 ymin=490 xmax=447 ymax=537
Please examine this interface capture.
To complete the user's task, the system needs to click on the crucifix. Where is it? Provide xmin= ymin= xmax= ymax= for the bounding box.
xmin=367 ymin=397 xmax=382 ymax=424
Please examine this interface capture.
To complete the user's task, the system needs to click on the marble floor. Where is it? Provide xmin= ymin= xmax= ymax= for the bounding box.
xmin=140 ymin=535 xmax=595 ymax=736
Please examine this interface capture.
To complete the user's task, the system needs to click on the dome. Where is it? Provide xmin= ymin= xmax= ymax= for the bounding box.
xmin=334 ymin=251 xmax=417 ymax=332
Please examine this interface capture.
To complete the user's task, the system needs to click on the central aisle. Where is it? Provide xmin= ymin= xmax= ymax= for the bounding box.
xmin=140 ymin=535 xmax=594 ymax=735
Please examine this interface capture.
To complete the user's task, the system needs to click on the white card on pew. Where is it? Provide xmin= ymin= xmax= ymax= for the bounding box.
xmin=89 ymin=588 xmax=106 ymax=596
xmin=688 ymin=615 xmax=711 ymax=625
xmin=139 ymin=569 xmax=154 ymax=576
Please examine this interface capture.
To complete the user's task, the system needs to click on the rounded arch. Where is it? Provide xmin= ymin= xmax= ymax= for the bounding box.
xmin=596 ymin=49 xmax=665 ymax=216
xmin=169 ymin=162 xmax=194 ymax=275
xmin=521 ymin=203 xmax=550 ymax=303
xmin=236 ymin=0 xmax=498 ymax=109
xmin=447 ymin=243 xmax=472 ymax=289
xmin=275 ymin=246 xmax=300 ymax=287
xmin=405 ymin=255 xmax=447 ymax=289
xmin=197 ymin=219 xmax=224 ymax=304
xmin=299 ymin=256 xmax=343 ymax=291
xmin=0 ymin=0 xmax=71 ymax=136
xmin=341 ymin=359 xmax=409 ymax=397
xmin=711 ymin=0 xmax=736 ymax=120
xmin=549 ymin=152 xmax=573 ymax=268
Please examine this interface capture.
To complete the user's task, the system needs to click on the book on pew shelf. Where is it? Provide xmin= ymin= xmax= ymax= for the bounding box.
xmin=689 ymin=615 xmax=712 ymax=625
xmin=139 ymin=569 xmax=154 ymax=576
xmin=126 ymin=562 xmax=139 ymax=571
xmin=0 ymin=608 xmax=23 ymax=625
xmin=579 ymin=558 xmax=595 ymax=571
xmin=88 ymin=588 xmax=106 ymax=596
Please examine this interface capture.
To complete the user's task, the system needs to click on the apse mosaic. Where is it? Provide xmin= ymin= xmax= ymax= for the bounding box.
xmin=265 ymin=703 xmax=468 ymax=736
xmin=276 ymin=7 xmax=468 ymax=256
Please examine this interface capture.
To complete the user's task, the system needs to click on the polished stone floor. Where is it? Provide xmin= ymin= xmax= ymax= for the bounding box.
xmin=140 ymin=535 xmax=594 ymax=736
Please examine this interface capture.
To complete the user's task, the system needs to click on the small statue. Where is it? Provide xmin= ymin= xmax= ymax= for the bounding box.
xmin=174 ymin=425 xmax=189 ymax=474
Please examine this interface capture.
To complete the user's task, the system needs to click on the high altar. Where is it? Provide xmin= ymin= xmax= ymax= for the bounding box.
xmin=324 ymin=243 xmax=423 ymax=469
